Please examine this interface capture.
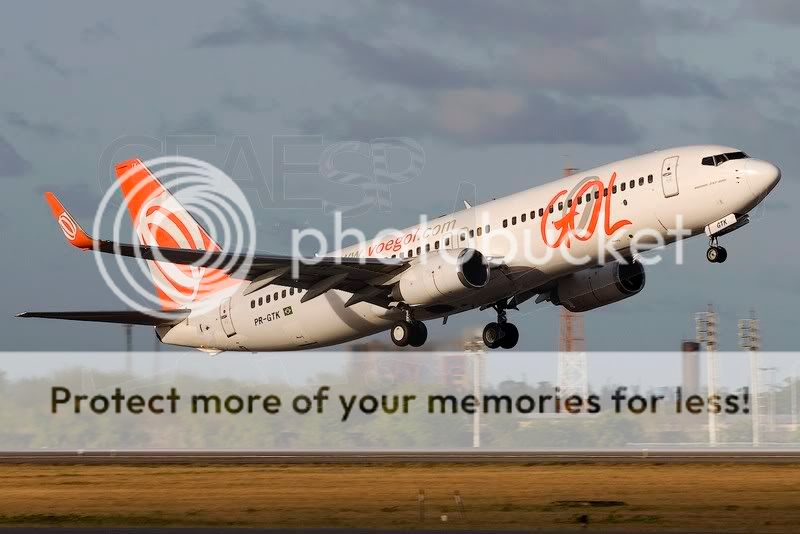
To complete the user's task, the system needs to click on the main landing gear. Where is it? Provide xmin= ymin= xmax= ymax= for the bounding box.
xmin=390 ymin=307 xmax=428 ymax=347
xmin=706 ymin=236 xmax=728 ymax=264
xmin=482 ymin=302 xmax=519 ymax=349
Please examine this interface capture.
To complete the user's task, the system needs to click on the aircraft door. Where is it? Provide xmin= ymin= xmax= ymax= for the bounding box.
xmin=219 ymin=297 xmax=236 ymax=337
xmin=661 ymin=156 xmax=679 ymax=198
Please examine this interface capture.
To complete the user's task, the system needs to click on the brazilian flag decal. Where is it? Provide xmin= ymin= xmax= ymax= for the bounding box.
xmin=283 ymin=306 xmax=293 ymax=316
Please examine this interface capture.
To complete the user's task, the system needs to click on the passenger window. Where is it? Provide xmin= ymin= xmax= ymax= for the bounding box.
xmin=434 ymin=241 xmax=440 ymax=250
xmin=281 ymin=289 xmax=287 ymax=298
xmin=503 ymin=219 xmax=508 ymax=228
xmin=460 ymin=232 xmax=466 ymax=241
xmin=511 ymin=216 xmax=517 ymax=225
xmin=408 ymin=250 xmax=413 ymax=257
xmin=586 ymin=193 xmax=592 ymax=202
xmin=251 ymin=300 xmax=255 ymax=309
xmin=266 ymin=294 xmax=271 ymax=303
xmin=521 ymin=213 xmax=526 ymax=222
xmin=549 ymin=205 xmax=554 ymax=213
xmin=444 ymin=237 xmax=450 ymax=246
xmin=274 ymin=292 xmax=278 ymax=300
xmin=416 ymin=247 xmax=421 ymax=254
xmin=604 ymin=188 xmax=608 ymax=197
xmin=576 ymin=196 xmax=582 ymax=205
xmin=289 ymin=287 xmax=294 ymax=296
xmin=425 ymin=244 xmax=431 ymax=252
xmin=567 ymin=199 xmax=573 ymax=208
xmin=647 ymin=174 xmax=653 ymax=183
xmin=612 ymin=185 xmax=618 ymax=194
xmin=485 ymin=224 xmax=490 ymax=233
xmin=539 ymin=208 xmax=544 ymax=217
xmin=638 ymin=177 xmax=644 ymax=186
xmin=476 ymin=227 xmax=482 ymax=236
xmin=258 ymin=297 xmax=263 ymax=306
xmin=469 ymin=229 xmax=474 ymax=238
xmin=529 ymin=211 xmax=535 ymax=220
xmin=594 ymin=191 xmax=600 ymax=200
xmin=629 ymin=180 xmax=634 ymax=188
xmin=558 ymin=202 xmax=563 ymax=210
xmin=621 ymin=183 xmax=626 ymax=191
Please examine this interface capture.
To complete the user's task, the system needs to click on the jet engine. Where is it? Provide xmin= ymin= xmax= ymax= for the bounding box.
xmin=391 ymin=248 xmax=490 ymax=306
xmin=553 ymin=261 xmax=645 ymax=313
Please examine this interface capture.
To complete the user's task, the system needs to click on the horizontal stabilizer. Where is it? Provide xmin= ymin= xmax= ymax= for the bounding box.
xmin=17 ymin=309 xmax=190 ymax=326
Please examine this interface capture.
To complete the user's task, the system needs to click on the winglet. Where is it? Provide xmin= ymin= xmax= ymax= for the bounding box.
xmin=44 ymin=192 xmax=94 ymax=249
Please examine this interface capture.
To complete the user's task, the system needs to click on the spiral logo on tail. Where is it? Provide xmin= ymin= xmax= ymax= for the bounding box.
xmin=92 ymin=156 xmax=256 ymax=319
xmin=57 ymin=212 xmax=78 ymax=241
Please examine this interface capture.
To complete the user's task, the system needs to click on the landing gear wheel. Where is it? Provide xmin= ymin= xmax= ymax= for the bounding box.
xmin=390 ymin=321 xmax=411 ymax=347
xmin=408 ymin=320 xmax=428 ymax=347
xmin=706 ymin=246 xmax=720 ymax=263
xmin=716 ymin=247 xmax=727 ymax=263
xmin=499 ymin=323 xmax=519 ymax=349
xmin=483 ymin=322 xmax=502 ymax=349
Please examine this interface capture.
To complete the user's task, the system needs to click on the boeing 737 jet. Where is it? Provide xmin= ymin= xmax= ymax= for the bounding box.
xmin=19 ymin=145 xmax=780 ymax=351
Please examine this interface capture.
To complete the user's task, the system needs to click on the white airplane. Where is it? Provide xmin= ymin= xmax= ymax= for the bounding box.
xmin=20 ymin=145 xmax=780 ymax=351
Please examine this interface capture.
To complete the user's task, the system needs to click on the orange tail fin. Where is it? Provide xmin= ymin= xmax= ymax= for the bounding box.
xmin=114 ymin=159 xmax=239 ymax=310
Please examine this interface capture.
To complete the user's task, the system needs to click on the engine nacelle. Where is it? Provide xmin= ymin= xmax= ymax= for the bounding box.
xmin=554 ymin=261 xmax=645 ymax=313
xmin=391 ymin=248 xmax=489 ymax=306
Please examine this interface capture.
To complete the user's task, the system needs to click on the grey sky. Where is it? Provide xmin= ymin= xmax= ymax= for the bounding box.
xmin=0 ymin=0 xmax=798 ymax=360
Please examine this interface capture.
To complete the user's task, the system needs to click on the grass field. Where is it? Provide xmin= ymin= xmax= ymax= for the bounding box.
xmin=1 ymin=464 xmax=799 ymax=530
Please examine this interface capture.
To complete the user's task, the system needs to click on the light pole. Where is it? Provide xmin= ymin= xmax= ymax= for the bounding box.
xmin=738 ymin=310 xmax=761 ymax=446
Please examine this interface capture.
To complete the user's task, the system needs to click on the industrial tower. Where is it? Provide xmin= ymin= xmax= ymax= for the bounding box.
xmin=695 ymin=304 xmax=719 ymax=446
xmin=738 ymin=309 xmax=761 ymax=446
xmin=556 ymin=164 xmax=589 ymax=400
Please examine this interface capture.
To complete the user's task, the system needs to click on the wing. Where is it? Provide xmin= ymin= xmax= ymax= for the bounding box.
xmin=17 ymin=309 xmax=190 ymax=326
xmin=44 ymin=192 xmax=410 ymax=308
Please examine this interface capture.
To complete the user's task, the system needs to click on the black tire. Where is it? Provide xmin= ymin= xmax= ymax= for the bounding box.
xmin=499 ymin=323 xmax=519 ymax=349
xmin=483 ymin=322 xmax=502 ymax=349
xmin=716 ymin=247 xmax=728 ymax=263
xmin=408 ymin=320 xmax=428 ymax=347
xmin=706 ymin=246 xmax=719 ymax=263
xmin=390 ymin=321 xmax=411 ymax=347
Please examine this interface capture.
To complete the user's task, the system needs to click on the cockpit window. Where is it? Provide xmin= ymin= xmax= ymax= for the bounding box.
xmin=702 ymin=151 xmax=748 ymax=166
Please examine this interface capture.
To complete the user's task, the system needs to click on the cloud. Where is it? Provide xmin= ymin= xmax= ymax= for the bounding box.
xmin=192 ymin=2 xmax=308 ymax=47
xmin=25 ymin=43 xmax=71 ymax=78
xmin=158 ymin=111 xmax=228 ymax=136
xmin=195 ymin=3 xmax=486 ymax=90
xmin=5 ymin=112 xmax=67 ymax=139
xmin=295 ymin=97 xmax=430 ymax=141
xmin=742 ymin=0 xmax=800 ymax=25
xmin=0 ymin=135 xmax=31 ymax=177
xmin=34 ymin=184 xmax=101 ymax=218
xmin=193 ymin=2 xmax=720 ymax=98
xmin=398 ymin=0 xmax=717 ymax=42
xmin=515 ymin=45 xmax=721 ymax=98
xmin=81 ymin=21 xmax=116 ymax=43
xmin=220 ymin=93 xmax=277 ymax=113
xmin=294 ymin=91 xmax=640 ymax=146
xmin=433 ymin=89 xmax=640 ymax=145
xmin=320 ymin=30 xmax=487 ymax=89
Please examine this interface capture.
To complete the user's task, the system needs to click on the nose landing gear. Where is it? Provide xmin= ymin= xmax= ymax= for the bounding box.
xmin=706 ymin=237 xmax=728 ymax=263
xmin=482 ymin=302 xmax=519 ymax=349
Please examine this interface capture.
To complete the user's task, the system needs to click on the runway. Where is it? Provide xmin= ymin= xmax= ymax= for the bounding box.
xmin=1 ymin=448 xmax=799 ymax=464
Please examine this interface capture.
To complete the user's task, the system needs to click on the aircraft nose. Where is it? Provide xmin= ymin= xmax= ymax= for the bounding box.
xmin=744 ymin=159 xmax=781 ymax=200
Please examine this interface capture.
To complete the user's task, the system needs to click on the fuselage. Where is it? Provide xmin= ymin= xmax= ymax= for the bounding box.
xmin=159 ymin=145 xmax=780 ymax=352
